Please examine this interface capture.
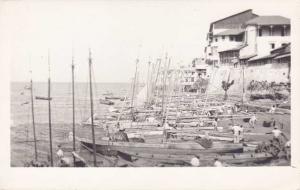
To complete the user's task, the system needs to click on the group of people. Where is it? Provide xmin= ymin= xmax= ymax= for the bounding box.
xmin=190 ymin=156 xmax=224 ymax=167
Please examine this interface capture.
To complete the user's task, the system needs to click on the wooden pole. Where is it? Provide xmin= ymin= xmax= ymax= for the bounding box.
xmin=71 ymin=53 xmax=76 ymax=166
xmin=161 ymin=53 xmax=168 ymax=120
xmin=30 ymin=77 xmax=38 ymax=161
xmin=47 ymin=50 xmax=53 ymax=166
xmin=146 ymin=60 xmax=151 ymax=105
xmin=88 ymin=48 xmax=97 ymax=167
xmin=131 ymin=58 xmax=139 ymax=113
xmin=242 ymin=65 xmax=245 ymax=106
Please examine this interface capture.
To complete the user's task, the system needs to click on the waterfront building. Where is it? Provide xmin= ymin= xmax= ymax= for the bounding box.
xmin=204 ymin=9 xmax=258 ymax=66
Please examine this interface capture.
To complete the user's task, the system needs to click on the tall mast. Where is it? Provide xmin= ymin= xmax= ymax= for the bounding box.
xmin=30 ymin=71 xmax=38 ymax=161
xmin=131 ymin=58 xmax=139 ymax=113
xmin=161 ymin=53 xmax=168 ymax=120
xmin=71 ymin=50 xmax=76 ymax=165
xmin=146 ymin=59 xmax=151 ymax=105
xmin=242 ymin=64 xmax=245 ymax=106
xmin=47 ymin=49 xmax=53 ymax=166
xmin=88 ymin=48 xmax=97 ymax=167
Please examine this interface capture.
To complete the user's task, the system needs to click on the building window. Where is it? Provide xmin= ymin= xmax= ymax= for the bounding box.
xmin=281 ymin=27 xmax=285 ymax=36
xmin=230 ymin=36 xmax=234 ymax=41
xmin=259 ymin=28 xmax=262 ymax=36
xmin=270 ymin=43 xmax=275 ymax=49
xmin=215 ymin=38 xmax=218 ymax=42
xmin=222 ymin=36 xmax=225 ymax=40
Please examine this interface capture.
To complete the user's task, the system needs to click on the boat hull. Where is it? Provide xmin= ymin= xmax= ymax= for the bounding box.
xmin=78 ymin=138 xmax=243 ymax=157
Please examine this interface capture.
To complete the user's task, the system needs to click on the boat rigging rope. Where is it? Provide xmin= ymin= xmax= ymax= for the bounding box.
xmin=200 ymin=66 xmax=218 ymax=115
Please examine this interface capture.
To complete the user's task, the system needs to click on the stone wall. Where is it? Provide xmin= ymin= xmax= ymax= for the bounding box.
xmin=206 ymin=63 xmax=289 ymax=95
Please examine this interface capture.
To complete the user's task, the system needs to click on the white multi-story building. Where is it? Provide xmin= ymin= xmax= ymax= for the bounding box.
xmin=204 ymin=9 xmax=258 ymax=66
xmin=240 ymin=16 xmax=290 ymax=64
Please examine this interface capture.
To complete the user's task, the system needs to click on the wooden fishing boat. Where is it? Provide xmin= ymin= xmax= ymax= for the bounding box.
xmin=99 ymin=98 xmax=114 ymax=105
xmin=123 ymin=151 xmax=274 ymax=165
xmin=77 ymin=137 xmax=244 ymax=157
xmin=35 ymin=96 xmax=52 ymax=101
xmin=105 ymin=96 xmax=125 ymax=101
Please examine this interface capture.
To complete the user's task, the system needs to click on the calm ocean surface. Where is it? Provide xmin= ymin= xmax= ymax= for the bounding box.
xmin=11 ymin=82 xmax=133 ymax=125
xmin=10 ymin=82 xmax=134 ymax=166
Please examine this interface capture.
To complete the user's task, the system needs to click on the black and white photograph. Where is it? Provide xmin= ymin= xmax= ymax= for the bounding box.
xmin=1 ymin=0 xmax=300 ymax=189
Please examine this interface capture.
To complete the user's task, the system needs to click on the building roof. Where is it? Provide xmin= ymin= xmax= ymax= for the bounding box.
xmin=245 ymin=16 xmax=290 ymax=26
xmin=209 ymin=9 xmax=258 ymax=32
xmin=271 ymin=43 xmax=291 ymax=54
xmin=211 ymin=9 xmax=255 ymax=25
xmin=274 ymin=53 xmax=290 ymax=60
xmin=239 ymin=54 xmax=257 ymax=60
xmin=218 ymin=45 xmax=246 ymax=53
xmin=214 ymin=29 xmax=244 ymax=36
xmin=248 ymin=54 xmax=277 ymax=62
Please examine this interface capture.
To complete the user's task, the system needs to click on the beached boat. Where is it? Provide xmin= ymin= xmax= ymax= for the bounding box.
xmin=77 ymin=137 xmax=244 ymax=157
xmin=99 ymin=98 xmax=114 ymax=105
xmin=105 ymin=96 xmax=125 ymax=101
xmin=123 ymin=151 xmax=274 ymax=165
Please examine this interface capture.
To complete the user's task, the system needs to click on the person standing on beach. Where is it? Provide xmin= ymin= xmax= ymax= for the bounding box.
xmin=266 ymin=126 xmax=288 ymax=147
xmin=213 ymin=158 xmax=223 ymax=167
xmin=249 ymin=114 xmax=257 ymax=128
xmin=269 ymin=105 xmax=276 ymax=113
xmin=231 ymin=125 xmax=242 ymax=143
xmin=56 ymin=145 xmax=64 ymax=159
xmin=212 ymin=118 xmax=218 ymax=131
xmin=190 ymin=156 xmax=201 ymax=167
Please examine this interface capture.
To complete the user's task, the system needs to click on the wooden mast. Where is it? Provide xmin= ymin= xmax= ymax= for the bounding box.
xmin=131 ymin=58 xmax=139 ymax=114
xmin=88 ymin=48 xmax=97 ymax=166
xmin=242 ymin=64 xmax=245 ymax=106
xmin=47 ymin=50 xmax=53 ymax=166
xmin=146 ymin=59 xmax=151 ymax=105
xmin=30 ymin=71 xmax=38 ymax=161
xmin=161 ymin=53 xmax=168 ymax=121
xmin=71 ymin=50 xmax=76 ymax=165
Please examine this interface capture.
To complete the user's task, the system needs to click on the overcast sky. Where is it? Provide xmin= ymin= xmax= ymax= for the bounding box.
xmin=1 ymin=0 xmax=296 ymax=83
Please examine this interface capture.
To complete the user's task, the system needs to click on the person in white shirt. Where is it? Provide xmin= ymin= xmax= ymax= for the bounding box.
xmin=249 ymin=114 xmax=257 ymax=128
xmin=272 ymin=127 xmax=282 ymax=139
xmin=190 ymin=156 xmax=201 ymax=167
xmin=231 ymin=125 xmax=242 ymax=143
xmin=266 ymin=126 xmax=288 ymax=145
xmin=56 ymin=145 xmax=64 ymax=159
xmin=214 ymin=158 xmax=223 ymax=167
xmin=269 ymin=105 xmax=276 ymax=113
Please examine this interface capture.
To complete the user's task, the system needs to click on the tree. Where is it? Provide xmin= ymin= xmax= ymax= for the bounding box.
xmin=222 ymin=79 xmax=234 ymax=100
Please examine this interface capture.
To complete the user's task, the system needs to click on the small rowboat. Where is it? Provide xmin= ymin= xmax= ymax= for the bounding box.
xmin=99 ymin=98 xmax=114 ymax=105
xmin=105 ymin=96 xmax=125 ymax=101
xmin=77 ymin=137 xmax=243 ymax=157
xmin=35 ymin=96 xmax=52 ymax=101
